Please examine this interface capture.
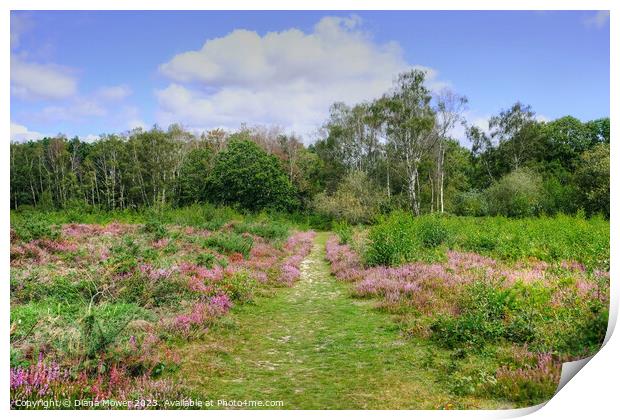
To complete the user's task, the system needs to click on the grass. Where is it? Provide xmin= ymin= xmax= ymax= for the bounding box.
xmin=363 ymin=212 xmax=609 ymax=270
xmin=9 ymin=208 xmax=609 ymax=409
xmin=168 ymin=233 xmax=511 ymax=409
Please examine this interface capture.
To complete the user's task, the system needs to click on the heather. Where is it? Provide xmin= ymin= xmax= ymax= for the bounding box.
xmin=10 ymin=211 xmax=315 ymax=408
xmin=325 ymin=214 xmax=609 ymax=406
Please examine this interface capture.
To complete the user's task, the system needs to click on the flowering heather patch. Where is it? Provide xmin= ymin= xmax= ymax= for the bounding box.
xmin=325 ymin=236 xmax=363 ymax=282
xmin=139 ymin=263 xmax=176 ymax=282
xmin=11 ymin=359 xmax=186 ymax=409
xmin=278 ymin=231 xmax=316 ymax=284
xmin=11 ymin=215 xmax=320 ymax=408
xmin=491 ymin=353 xmax=561 ymax=405
xmin=62 ymin=222 xmax=131 ymax=238
xmin=11 ymin=356 xmax=66 ymax=398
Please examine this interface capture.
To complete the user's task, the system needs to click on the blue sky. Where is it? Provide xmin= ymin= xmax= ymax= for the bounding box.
xmin=10 ymin=10 xmax=610 ymax=143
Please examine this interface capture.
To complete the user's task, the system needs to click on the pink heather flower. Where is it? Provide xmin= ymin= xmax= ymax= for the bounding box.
xmin=208 ymin=294 xmax=233 ymax=316
xmin=152 ymin=238 xmax=170 ymax=249
xmin=253 ymin=271 xmax=268 ymax=283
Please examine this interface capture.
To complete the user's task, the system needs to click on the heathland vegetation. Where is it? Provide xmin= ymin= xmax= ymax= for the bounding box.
xmin=10 ymin=70 xmax=610 ymax=409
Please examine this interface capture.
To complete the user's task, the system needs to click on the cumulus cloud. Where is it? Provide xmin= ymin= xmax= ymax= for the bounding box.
xmin=157 ymin=16 xmax=445 ymax=141
xmin=10 ymin=121 xmax=45 ymax=142
xmin=583 ymin=11 xmax=609 ymax=28
xmin=11 ymin=55 xmax=77 ymax=100
xmin=96 ymin=84 xmax=132 ymax=101
xmin=38 ymin=98 xmax=107 ymax=122
xmin=11 ymin=14 xmax=33 ymax=50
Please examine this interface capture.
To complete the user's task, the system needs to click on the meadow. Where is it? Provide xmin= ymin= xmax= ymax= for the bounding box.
xmin=10 ymin=206 xmax=315 ymax=408
xmin=9 ymin=205 xmax=609 ymax=409
xmin=328 ymin=213 xmax=609 ymax=406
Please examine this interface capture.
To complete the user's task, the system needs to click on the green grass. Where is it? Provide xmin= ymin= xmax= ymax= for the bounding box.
xmin=363 ymin=212 xmax=609 ymax=270
xmin=167 ymin=233 xmax=511 ymax=409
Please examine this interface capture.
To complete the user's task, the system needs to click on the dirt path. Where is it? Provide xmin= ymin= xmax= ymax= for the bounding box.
xmin=173 ymin=232 xmax=506 ymax=409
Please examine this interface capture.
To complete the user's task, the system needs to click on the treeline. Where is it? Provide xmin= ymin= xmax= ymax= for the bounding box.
xmin=10 ymin=70 xmax=610 ymax=219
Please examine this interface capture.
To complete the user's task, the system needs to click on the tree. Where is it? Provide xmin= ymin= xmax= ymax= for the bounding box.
xmin=433 ymin=90 xmax=468 ymax=213
xmin=486 ymin=168 xmax=544 ymax=218
xmin=206 ymin=137 xmax=298 ymax=211
xmin=541 ymin=116 xmax=593 ymax=169
xmin=488 ymin=102 xmax=543 ymax=171
xmin=383 ymin=69 xmax=437 ymax=215
xmin=175 ymin=146 xmax=213 ymax=206
xmin=575 ymin=143 xmax=609 ymax=218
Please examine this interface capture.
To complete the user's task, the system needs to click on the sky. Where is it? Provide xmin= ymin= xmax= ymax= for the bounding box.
xmin=10 ymin=10 xmax=610 ymax=144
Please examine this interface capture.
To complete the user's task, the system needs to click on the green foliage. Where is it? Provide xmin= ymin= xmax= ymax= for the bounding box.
xmin=333 ymin=221 xmax=353 ymax=245
xmin=431 ymin=281 xmax=512 ymax=350
xmin=207 ymin=137 xmax=299 ymax=211
xmin=11 ymin=212 xmax=59 ymax=242
xmin=233 ymin=219 xmax=290 ymax=241
xmin=575 ymin=143 xmax=609 ymax=218
xmin=485 ymin=168 xmax=543 ymax=217
xmin=417 ymin=216 xmax=449 ymax=248
xmin=81 ymin=303 xmax=151 ymax=359
xmin=218 ymin=271 xmax=257 ymax=304
xmin=364 ymin=212 xmax=418 ymax=266
xmin=203 ymin=231 xmax=254 ymax=257
xmin=195 ymin=252 xmax=216 ymax=268
xmin=313 ymin=171 xmax=385 ymax=224
xmin=142 ymin=218 xmax=168 ymax=240
xmin=453 ymin=190 xmax=489 ymax=217
xmin=175 ymin=147 xmax=212 ymax=206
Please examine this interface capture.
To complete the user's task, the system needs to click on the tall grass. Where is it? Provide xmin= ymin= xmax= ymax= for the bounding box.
xmin=363 ymin=212 xmax=609 ymax=270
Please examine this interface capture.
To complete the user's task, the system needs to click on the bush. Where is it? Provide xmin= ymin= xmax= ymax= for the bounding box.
xmin=207 ymin=137 xmax=298 ymax=211
xmin=142 ymin=218 xmax=168 ymax=240
xmin=418 ymin=217 xmax=449 ymax=248
xmin=313 ymin=171 xmax=385 ymax=225
xmin=11 ymin=213 xmax=59 ymax=242
xmin=203 ymin=232 xmax=253 ymax=258
xmin=453 ymin=190 xmax=489 ymax=216
xmin=233 ymin=220 xmax=289 ymax=241
xmin=218 ymin=271 xmax=257 ymax=303
xmin=431 ymin=281 xmax=512 ymax=349
xmin=333 ymin=221 xmax=353 ymax=245
xmin=364 ymin=211 xmax=417 ymax=266
xmin=485 ymin=168 xmax=543 ymax=218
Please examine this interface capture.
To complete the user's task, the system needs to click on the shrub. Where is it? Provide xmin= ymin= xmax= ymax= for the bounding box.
xmin=453 ymin=190 xmax=489 ymax=216
xmin=487 ymin=353 xmax=560 ymax=406
xmin=233 ymin=220 xmax=289 ymax=241
xmin=431 ymin=281 xmax=512 ymax=349
xmin=313 ymin=171 xmax=385 ymax=225
xmin=218 ymin=271 xmax=257 ymax=304
xmin=485 ymin=168 xmax=544 ymax=218
xmin=206 ymin=137 xmax=298 ymax=211
xmin=417 ymin=217 xmax=449 ymax=248
xmin=142 ymin=218 xmax=168 ymax=240
xmin=364 ymin=212 xmax=417 ymax=266
xmin=203 ymin=232 xmax=253 ymax=258
xmin=11 ymin=213 xmax=59 ymax=242
xmin=333 ymin=220 xmax=353 ymax=245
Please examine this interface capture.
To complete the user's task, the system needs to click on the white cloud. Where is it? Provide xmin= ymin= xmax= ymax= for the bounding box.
xmin=39 ymin=98 xmax=107 ymax=122
xmin=10 ymin=121 xmax=45 ymax=142
xmin=11 ymin=14 xmax=32 ymax=50
xmin=584 ymin=11 xmax=610 ymax=29
xmin=157 ymin=16 xmax=445 ymax=142
xmin=96 ymin=84 xmax=132 ymax=101
xmin=11 ymin=55 xmax=77 ymax=100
